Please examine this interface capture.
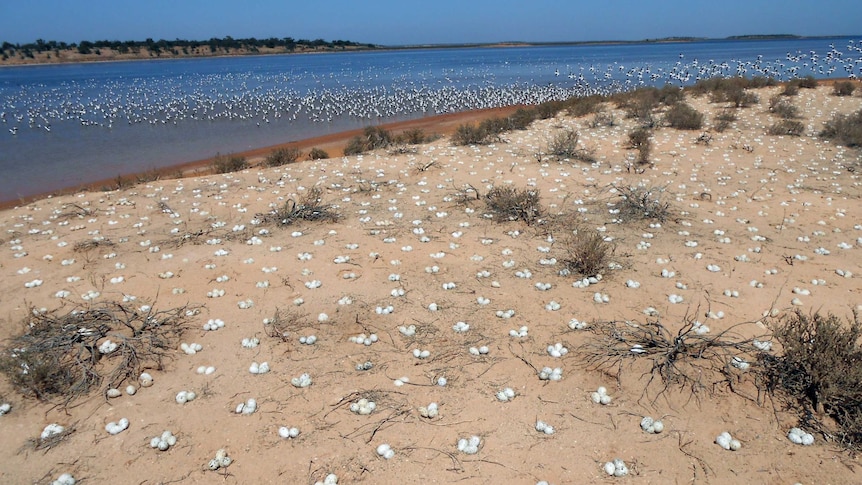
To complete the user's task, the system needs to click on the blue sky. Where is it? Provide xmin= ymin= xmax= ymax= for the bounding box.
xmin=1 ymin=0 xmax=860 ymax=46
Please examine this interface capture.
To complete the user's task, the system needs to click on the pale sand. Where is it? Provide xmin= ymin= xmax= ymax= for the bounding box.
xmin=0 ymin=85 xmax=861 ymax=484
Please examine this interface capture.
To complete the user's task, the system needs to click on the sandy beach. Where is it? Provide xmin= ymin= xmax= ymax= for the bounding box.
xmin=1 ymin=82 xmax=861 ymax=484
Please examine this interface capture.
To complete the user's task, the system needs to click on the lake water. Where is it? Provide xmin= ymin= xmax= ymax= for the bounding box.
xmin=1 ymin=37 xmax=860 ymax=202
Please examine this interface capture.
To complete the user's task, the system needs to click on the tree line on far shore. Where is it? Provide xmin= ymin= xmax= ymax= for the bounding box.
xmin=1 ymin=36 xmax=377 ymax=61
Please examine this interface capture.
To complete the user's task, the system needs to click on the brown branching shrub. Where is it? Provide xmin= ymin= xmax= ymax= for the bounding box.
xmin=259 ymin=186 xmax=339 ymax=226
xmin=561 ymin=232 xmax=613 ymax=277
xmin=452 ymin=122 xmax=490 ymax=145
xmin=767 ymin=120 xmax=805 ymax=136
xmin=820 ymin=109 xmax=862 ymax=147
xmin=833 ymin=81 xmax=856 ymax=97
xmin=769 ymin=95 xmax=801 ymax=119
xmin=213 ymin=153 xmax=248 ymax=173
xmin=583 ymin=318 xmax=765 ymax=401
xmin=781 ymin=83 xmax=800 ymax=97
xmin=508 ymin=108 xmax=538 ymax=130
xmin=536 ymin=100 xmax=565 ymax=119
xmin=0 ymin=303 xmax=192 ymax=402
xmin=308 ymin=147 xmax=329 ymax=160
xmin=484 ymin=186 xmax=543 ymax=225
xmin=264 ymin=146 xmax=302 ymax=167
xmin=664 ymin=102 xmax=704 ymax=130
xmin=395 ymin=128 xmax=436 ymax=145
xmin=762 ymin=310 xmax=862 ymax=449
xmin=566 ymin=94 xmax=606 ymax=117
xmin=613 ymin=185 xmax=672 ymax=223
xmin=546 ymin=129 xmax=595 ymax=162
xmin=627 ymin=126 xmax=653 ymax=164
xmin=588 ymin=112 xmax=615 ymax=128
xmin=796 ymin=76 xmax=818 ymax=89
xmin=344 ymin=126 xmax=393 ymax=155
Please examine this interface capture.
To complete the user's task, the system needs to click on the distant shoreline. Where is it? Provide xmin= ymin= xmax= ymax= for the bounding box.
xmin=2 ymin=34 xmax=858 ymax=67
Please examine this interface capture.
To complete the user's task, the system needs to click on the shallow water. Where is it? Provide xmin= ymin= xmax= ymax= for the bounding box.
xmin=1 ymin=37 xmax=860 ymax=201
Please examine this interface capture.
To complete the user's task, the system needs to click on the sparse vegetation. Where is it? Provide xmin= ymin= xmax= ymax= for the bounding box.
xmin=767 ymin=119 xmax=805 ymax=136
xmin=588 ymin=112 xmax=615 ymax=128
xmin=546 ymin=129 xmax=595 ymax=162
xmin=483 ymin=186 xmax=543 ymax=225
xmin=820 ymin=109 xmax=862 ymax=147
xmin=688 ymin=77 xmax=763 ymax=107
xmin=0 ymin=303 xmax=191 ymax=402
xmin=833 ymin=81 xmax=856 ymax=97
xmin=536 ymin=100 xmax=565 ymax=119
xmin=762 ymin=310 xmax=862 ymax=450
xmin=451 ymin=111 xmax=536 ymax=146
xmin=613 ymin=185 xmax=671 ymax=223
xmin=769 ymin=95 xmax=801 ymax=119
xmin=663 ymin=102 xmax=704 ymax=130
xmin=627 ymin=126 xmax=653 ymax=164
xmin=264 ymin=146 xmax=302 ymax=167
xmin=344 ymin=126 xmax=393 ymax=155
xmin=259 ymin=186 xmax=338 ymax=226
xmin=212 ymin=153 xmax=248 ymax=173
xmin=561 ymin=232 xmax=613 ymax=278
xmin=565 ymin=94 xmax=606 ymax=117
xmin=308 ymin=147 xmax=329 ymax=160
xmin=714 ymin=108 xmax=738 ymax=132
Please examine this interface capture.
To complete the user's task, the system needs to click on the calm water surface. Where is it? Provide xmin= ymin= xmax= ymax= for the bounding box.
xmin=1 ymin=37 xmax=860 ymax=201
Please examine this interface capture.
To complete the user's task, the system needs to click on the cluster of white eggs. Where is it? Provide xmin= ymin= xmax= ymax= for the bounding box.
xmin=98 ymin=339 xmax=118 ymax=354
xmin=787 ymin=427 xmax=815 ymax=446
xmin=51 ymin=474 xmax=76 ymax=485
xmin=195 ymin=365 xmax=217 ymax=375
xmin=202 ymin=318 xmax=225 ymax=331
xmin=469 ymin=346 xmax=490 ymax=355
xmin=375 ymin=305 xmax=395 ymax=315
xmin=278 ymin=426 xmax=301 ymax=439
xmin=105 ymin=418 xmax=129 ymax=435
xmin=603 ymin=458 xmax=629 ymax=477
xmin=41 ymin=423 xmax=65 ymax=440
xmin=572 ymin=275 xmax=602 ymax=288
xmin=240 ymin=337 xmax=260 ymax=348
xmin=418 ymin=402 xmax=439 ymax=418
xmin=314 ymin=473 xmax=338 ymax=485
xmin=568 ymin=318 xmax=588 ymax=330
xmin=452 ymin=321 xmax=470 ymax=333
xmin=207 ymin=448 xmax=233 ymax=471
xmin=180 ymin=342 xmax=203 ymax=354
xmin=376 ymin=443 xmax=396 ymax=460
xmin=547 ymin=343 xmax=568 ymax=358
xmin=398 ymin=324 xmax=417 ymax=336
xmin=496 ymin=387 xmax=516 ymax=402
xmin=249 ymin=361 xmax=270 ymax=374
xmin=149 ymin=430 xmax=177 ymax=451
xmin=235 ymin=398 xmax=258 ymax=415
xmin=715 ymin=431 xmax=742 ymax=451
xmin=349 ymin=333 xmax=378 ymax=345
xmin=640 ymin=416 xmax=664 ymax=434
xmin=539 ymin=367 xmax=563 ymax=381
xmin=291 ymin=373 xmax=313 ymax=388
xmin=509 ymin=326 xmax=529 ymax=338
xmin=412 ymin=348 xmax=431 ymax=359
xmin=535 ymin=420 xmax=555 ymax=435
xmin=299 ymin=335 xmax=318 ymax=345
xmin=497 ymin=309 xmax=516 ymax=319
xmin=457 ymin=435 xmax=481 ymax=455
xmin=0 ymin=402 xmax=11 ymax=415
xmin=350 ymin=398 xmax=377 ymax=415
xmin=591 ymin=387 xmax=612 ymax=405
xmin=175 ymin=390 xmax=197 ymax=404
xmin=355 ymin=360 xmax=374 ymax=371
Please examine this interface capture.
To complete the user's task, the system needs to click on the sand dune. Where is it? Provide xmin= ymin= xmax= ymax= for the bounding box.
xmin=1 ymin=84 xmax=861 ymax=484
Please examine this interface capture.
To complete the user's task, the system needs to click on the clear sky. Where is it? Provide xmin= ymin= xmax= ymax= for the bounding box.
xmin=1 ymin=0 xmax=860 ymax=46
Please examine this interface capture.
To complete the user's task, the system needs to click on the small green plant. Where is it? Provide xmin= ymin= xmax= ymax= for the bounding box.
xmin=264 ymin=146 xmax=302 ymax=167
xmin=308 ymin=147 xmax=329 ymax=160
xmin=833 ymin=81 xmax=856 ymax=97
xmin=483 ymin=185 xmax=543 ymax=225
xmin=767 ymin=119 xmax=805 ymax=136
xmin=546 ymin=129 xmax=595 ymax=162
xmin=663 ymin=102 xmax=704 ymax=130
xmin=212 ymin=153 xmax=248 ymax=173
xmin=561 ymin=232 xmax=613 ymax=277
xmin=820 ymin=109 xmax=862 ymax=147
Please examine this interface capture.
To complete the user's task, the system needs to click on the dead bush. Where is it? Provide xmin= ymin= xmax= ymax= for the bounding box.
xmin=588 ymin=112 xmax=615 ymax=128
xmin=714 ymin=108 xmax=738 ymax=132
xmin=769 ymin=95 xmax=801 ymax=119
xmin=344 ymin=126 xmax=393 ymax=155
xmin=484 ymin=186 xmax=543 ymax=225
xmin=561 ymin=232 xmax=613 ymax=278
xmin=508 ymin=108 xmax=538 ymax=130
xmin=762 ymin=310 xmax=862 ymax=449
xmin=820 ymin=109 xmax=862 ymax=147
xmin=833 ymin=81 xmax=856 ymax=97
xmin=452 ymin=122 xmax=491 ymax=146
xmin=781 ymin=83 xmax=800 ymax=97
xmin=546 ymin=129 xmax=595 ymax=162
xmin=536 ymin=100 xmax=565 ymax=119
xmin=264 ymin=146 xmax=302 ymax=167
xmin=627 ymin=126 xmax=653 ymax=164
xmin=613 ymin=185 xmax=671 ymax=223
xmin=258 ymin=186 xmax=338 ymax=226
xmin=663 ymin=102 xmax=704 ymax=130
xmin=583 ymin=317 xmax=765 ymax=401
xmin=566 ymin=94 xmax=606 ymax=117
xmin=212 ymin=153 xmax=248 ymax=173
xmin=767 ymin=120 xmax=805 ymax=136
xmin=308 ymin=147 xmax=330 ymax=160
xmin=0 ymin=303 xmax=192 ymax=402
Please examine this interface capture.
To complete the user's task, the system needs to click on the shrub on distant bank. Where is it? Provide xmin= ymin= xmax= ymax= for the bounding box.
xmin=508 ymin=108 xmax=538 ymax=130
xmin=767 ymin=120 xmax=805 ymax=136
xmin=264 ymin=146 xmax=302 ymax=167
xmin=452 ymin=123 xmax=489 ymax=145
xmin=663 ymin=102 xmax=704 ymax=130
xmin=688 ymin=77 xmax=764 ymax=107
xmin=213 ymin=153 xmax=248 ymax=173
xmin=797 ymin=75 xmax=819 ymax=89
xmin=781 ymin=83 xmax=800 ymax=97
xmin=451 ymin=110 xmax=539 ymax=146
xmin=820 ymin=109 xmax=862 ymax=147
xmin=566 ymin=94 xmax=606 ymax=117
xmin=308 ymin=147 xmax=329 ymax=160
xmin=536 ymin=100 xmax=565 ymax=119
xmin=833 ymin=81 xmax=856 ymax=97
xmin=344 ymin=126 xmax=393 ymax=155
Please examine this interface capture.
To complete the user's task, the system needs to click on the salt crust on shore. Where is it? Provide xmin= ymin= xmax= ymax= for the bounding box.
xmin=1 ymin=85 xmax=861 ymax=483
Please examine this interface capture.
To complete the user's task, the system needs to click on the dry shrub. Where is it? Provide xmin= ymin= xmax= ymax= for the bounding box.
xmin=73 ymin=238 xmax=115 ymax=253
xmin=344 ymin=126 xmax=393 ymax=155
xmin=796 ymin=76 xmax=819 ymax=89
xmin=561 ymin=232 xmax=613 ymax=277
xmin=546 ymin=129 xmax=595 ymax=162
xmin=820 ymin=109 xmax=862 ymax=147
xmin=259 ymin=186 xmax=338 ymax=226
xmin=762 ymin=310 xmax=862 ymax=449
xmin=395 ymin=128 xmax=436 ymax=145
xmin=583 ymin=318 xmax=765 ymax=401
xmin=452 ymin=122 xmax=491 ymax=146
xmin=212 ymin=153 xmax=248 ymax=173
xmin=536 ymin=100 xmax=565 ymax=119
xmin=767 ymin=119 xmax=805 ymax=136
xmin=714 ymin=108 xmax=738 ymax=132
xmin=308 ymin=147 xmax=329 ymax=160
xmin=483 ymin=186 xmax=543 ymax=225
xmin=613 ymin=185 xmax=671 ymax=223
xmin=566 ymin=94 xmax=606 ymax=117
xmin=627 ymin=126 xmax=653 ymax=164
xmin=769 ymin=95 xmax=801 ymax=119
xmin=781 ymin=83 xmax=800 ymax=97
xmin=265 ymin=146 xmax=302 ymax=167
xmin=508 ymin=108 xmax=538 ymax=130
xmin=0 ymin=303 xmax=191 ymax=402
xmin=588 ymin=112 xmax=615 ymax=128
xmin=663 ymin=102 xmax=704 ymax=130
xmin=833 ymin=81 xmax=856 ymax=97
